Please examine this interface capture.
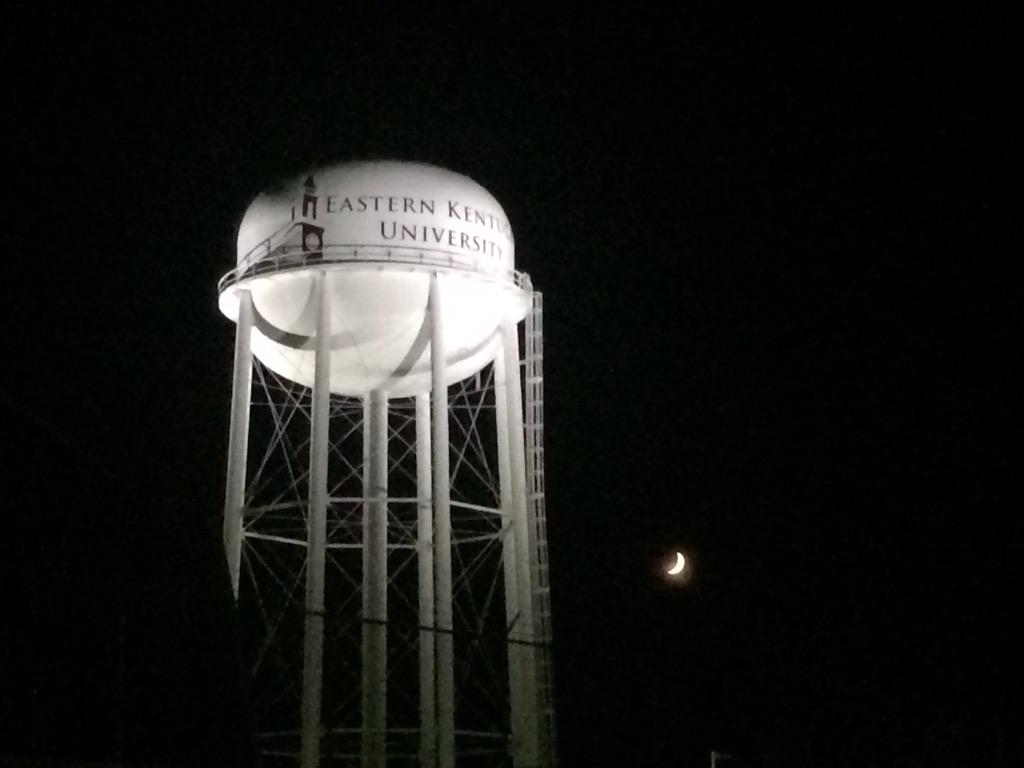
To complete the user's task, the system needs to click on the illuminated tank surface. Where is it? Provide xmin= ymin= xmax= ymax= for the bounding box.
xmin=218 ymin=160 xmax=530 ymax=396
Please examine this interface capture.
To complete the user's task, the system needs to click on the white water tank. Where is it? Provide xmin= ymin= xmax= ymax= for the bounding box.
xmin=217 ymin=160 xmax=530 ymax=396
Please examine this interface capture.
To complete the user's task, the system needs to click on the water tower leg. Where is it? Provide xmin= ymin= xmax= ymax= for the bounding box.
xmin=429 ymin=273 xmax=456 ymax=768
xmin=223 ymin=289 xmax=253 ymax=599
xmin=301 ymin=272 xmax=331 ymax=768
xmin=501 ymin=319 xmax=541 ymax=766
xmin=362 ymin=390 xmax=389 ymax=768
xmin=415 ymin=393 xmax=436 ymax=768
xmin=494 ymin=341 xmax=529 ymax=765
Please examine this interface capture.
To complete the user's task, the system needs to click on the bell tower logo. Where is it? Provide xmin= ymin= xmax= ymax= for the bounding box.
xmin=290 ymin=175 xmax=324 ymax=260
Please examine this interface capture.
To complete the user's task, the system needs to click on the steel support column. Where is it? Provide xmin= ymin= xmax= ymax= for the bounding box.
xmin=430 ymin=273 xmax=455 ymax=768
xmin=494 ymin=337 xmax=533 ymax=766
xmin=223 ymin=289 xmax=253 ymax=599
xmin=415 ymin=393 xmax=436 ymax=768
xmin=502 ymin=318 xmax=540 ymax=766
xmin=362 ymin=390 xmax=389 ymax=768
xmin=301 ymin=272 xmax=331 ymax=768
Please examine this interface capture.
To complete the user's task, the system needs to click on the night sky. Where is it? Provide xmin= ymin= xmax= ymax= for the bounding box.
xmin=1 ymin=7 xmax=1018 ymax=767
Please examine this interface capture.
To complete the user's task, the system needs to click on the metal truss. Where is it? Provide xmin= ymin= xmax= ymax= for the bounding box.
xmin=233 ymin=344 xmax=548 ymax=766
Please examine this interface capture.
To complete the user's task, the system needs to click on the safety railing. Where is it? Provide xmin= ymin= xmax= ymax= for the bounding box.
xmin=218 ymin=243 xmax=531 ymax=295
xmin=238 ymin=217 xmax=300 ymax=266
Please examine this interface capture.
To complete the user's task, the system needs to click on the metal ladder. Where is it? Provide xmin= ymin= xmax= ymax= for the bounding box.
xmin=524 ymin=291 xmax=558 ymax=767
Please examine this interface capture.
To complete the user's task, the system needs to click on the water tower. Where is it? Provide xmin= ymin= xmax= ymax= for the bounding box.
xmin=216 ymin=161 xmax=557 ymax=768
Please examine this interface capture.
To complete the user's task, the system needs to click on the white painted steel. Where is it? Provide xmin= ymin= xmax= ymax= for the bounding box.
xmin=430 ymin=274 xmax=455 ymax=768
xmin=362 ymin=391 xmax=388 ymax=768
xmin=415 ymin=393 xmax=436 ymax=768
xmin=235 ymin=162 xmax=514 ymax=273
xmin=494 ymin=341 xmax=531 ymax=765
xmin=218 ymin=161 xmax=529 ymax=397
xmin=502 ymin=320 xmax=541 ymax=766
xmin=301 ymin=273 xmax=331 ymax=768
xmin=223 ymin=290 xmax=253 ymax=599
xmin=217 ymin=162 xmax=558 ymax=768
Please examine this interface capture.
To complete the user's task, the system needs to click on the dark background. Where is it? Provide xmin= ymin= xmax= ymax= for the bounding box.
xmin=1 ymin=6 xmax=1018 ymax=767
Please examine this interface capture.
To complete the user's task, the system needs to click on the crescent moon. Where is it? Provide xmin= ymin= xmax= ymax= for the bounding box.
xmin=666 ymin=552 xmax=686 ymax=575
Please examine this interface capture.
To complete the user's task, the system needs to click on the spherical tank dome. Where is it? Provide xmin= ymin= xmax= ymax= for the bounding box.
xmin=218 ymin=160 xmax=531 ymax=397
